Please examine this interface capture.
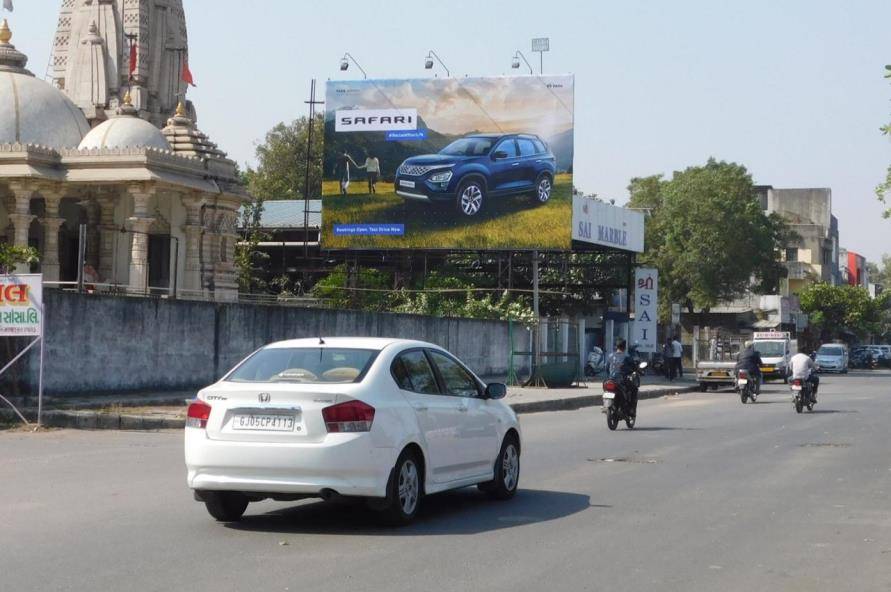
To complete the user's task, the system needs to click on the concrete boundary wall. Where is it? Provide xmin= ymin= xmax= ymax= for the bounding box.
xmin=5 ymin=292 xmax=529 ymax=395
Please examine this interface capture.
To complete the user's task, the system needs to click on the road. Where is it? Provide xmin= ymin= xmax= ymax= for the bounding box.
xmin=2 ymin=371 xmax=890 ymax=592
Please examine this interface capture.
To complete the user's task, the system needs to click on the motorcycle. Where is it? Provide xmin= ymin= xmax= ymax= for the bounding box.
xmin=602 ymin=361 xmax=648 ymax=430
xmin=791 ymin=376 xmax=815 ymax=413
xmin=736 ymin=369 xmax=757 ymax=404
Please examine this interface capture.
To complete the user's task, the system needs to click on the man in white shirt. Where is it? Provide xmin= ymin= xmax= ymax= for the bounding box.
xmin=671 ymin=337 xmax=684 ymax=378
xmin=790 ymin=351 xmax=819 ymax=402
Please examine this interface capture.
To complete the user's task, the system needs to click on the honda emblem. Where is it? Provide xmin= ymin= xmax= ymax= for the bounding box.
xmin=258 ymin=393 xmax=271 ymax=403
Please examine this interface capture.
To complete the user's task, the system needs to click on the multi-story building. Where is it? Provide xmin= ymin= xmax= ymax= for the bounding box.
xmin=839 ymin=248 xmax=869 ymax=288
xmin=756 ymin=186 xmax=840 ymax=295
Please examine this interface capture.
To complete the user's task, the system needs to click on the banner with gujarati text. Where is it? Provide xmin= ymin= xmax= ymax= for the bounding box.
xmin=0 ymin=274 xmax=43 ymax=337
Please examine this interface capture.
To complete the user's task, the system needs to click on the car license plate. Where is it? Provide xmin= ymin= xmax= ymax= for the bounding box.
xmin=232 ymin=413 xmax=296 ymax=432
xmin=761 ymin=367 xmax=774 ymax=373
xmin=399 ymin=179 xmax=415 ymax=189
xmin=714 ymin=371 xmax=729 ymax=378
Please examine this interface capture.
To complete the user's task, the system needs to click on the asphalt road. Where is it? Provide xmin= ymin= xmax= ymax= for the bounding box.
xmin=2 ymin=371 xmax=890 ymax=592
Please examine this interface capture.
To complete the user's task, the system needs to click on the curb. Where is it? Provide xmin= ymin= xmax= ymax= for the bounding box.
xmin=509 ymin=385 xmax=698 ymax=415
xmin=10 ymin=385 xmax=699 ymax=431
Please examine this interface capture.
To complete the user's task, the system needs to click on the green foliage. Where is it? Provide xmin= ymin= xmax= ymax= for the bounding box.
xmin=244 ymin=114 xmax=324 ymax=202
xmin=877 ymin=65 xmax=891 ymax=218
xmin=866 ymin=254 xmax=891 ymax=289
xmin=628 ymin=159 xmax=792 ymax=317
xmin=235 ymin=195 xmax=269 ymax=293
xmin=311 ymin=264 xmax=393 ymax=312
xmin=799 ymin=283 xmax=889 ymax=339
xmin=0 ymin=243 xmax=39 ymax=274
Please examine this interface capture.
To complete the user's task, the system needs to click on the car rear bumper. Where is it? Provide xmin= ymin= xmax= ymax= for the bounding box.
xmin=185 ymin=429 xmax=395 ymax=498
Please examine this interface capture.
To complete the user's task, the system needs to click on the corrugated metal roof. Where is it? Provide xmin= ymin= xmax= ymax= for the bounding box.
xmin=241 ymin=200 xmax=322 ymax=229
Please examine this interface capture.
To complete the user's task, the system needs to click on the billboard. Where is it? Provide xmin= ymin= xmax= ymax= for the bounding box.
xmin=633 ymin=268 xmax=658 ymax=353
xmin=572 ymin=196 xmax=645 ymax=253
xmin=322 ymin=75 xmax=575 ymax=250
xmin=0 ymin=274 xmax=43 ymax=337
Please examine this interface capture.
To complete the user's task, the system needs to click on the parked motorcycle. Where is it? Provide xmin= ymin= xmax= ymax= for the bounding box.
xmin=791 ymin=377 xmax=815 ymax=413
xmin=602 ymin=361 xmax=648 ymax=430
xmin=736 ymin=369 xmax=757 ymax=404
xmin=584 ymin=347 xmax=607 ymax=378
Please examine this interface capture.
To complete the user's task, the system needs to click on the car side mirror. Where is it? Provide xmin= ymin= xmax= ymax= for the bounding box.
xmin=485 ymin=383 xmax=507 ymax=400
xmin=492 ymin=150 xmax=508 ymax=160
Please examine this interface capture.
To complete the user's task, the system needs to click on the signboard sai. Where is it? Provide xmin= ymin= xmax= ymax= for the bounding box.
xmin=322 ymin=75 xmax=575 ymax=250
xmin=0 ymin=274 xmax=42 ymax=336
xmin=572 ymin=197 xmax=645 ymax=253
xmin=633 ymin=268 xmax=658 ymax=353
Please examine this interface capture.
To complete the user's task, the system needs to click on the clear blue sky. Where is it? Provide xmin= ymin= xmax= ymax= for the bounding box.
xmin=9 ymin=0 xmax=891 ymax=261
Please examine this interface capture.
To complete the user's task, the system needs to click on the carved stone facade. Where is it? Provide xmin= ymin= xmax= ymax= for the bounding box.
xmin=0 ymin=18 xmax=247 ymax=301
xmin=50 ymin=0 xmax=195 ymax=128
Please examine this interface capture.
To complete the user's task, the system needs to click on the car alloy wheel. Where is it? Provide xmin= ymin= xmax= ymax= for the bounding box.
xmin=537 ymin=177 xmax=552 ymax=203
xmin=398 ymin=459 xmax=420 ymax=516
xmin=502 ymin=443 xmax=519 ymax=491
xmin=460 ymin=184 xmax=484 ymax=216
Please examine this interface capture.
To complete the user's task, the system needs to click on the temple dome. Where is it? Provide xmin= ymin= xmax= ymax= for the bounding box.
xmin=0 ymin=20 xmax=90 ymax=148
xmin=78 ymin=113 xmax=171 ymax=151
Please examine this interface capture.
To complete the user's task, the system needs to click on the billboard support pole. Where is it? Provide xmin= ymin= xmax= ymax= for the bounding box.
xmin=303 ymin=79 xmax=324 ymax=266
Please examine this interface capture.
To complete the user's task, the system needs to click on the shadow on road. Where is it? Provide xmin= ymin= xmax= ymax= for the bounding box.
xmin=808 ymin=409 xmax=858 ymax=414
xmin=226 ymin=488 xmax=593 ymax=536
xmin=626 ymin=427 xmax=700 ymax=432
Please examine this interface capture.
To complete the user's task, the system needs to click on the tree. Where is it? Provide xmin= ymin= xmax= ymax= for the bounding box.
xmin=877 ymin=65 xmax=891 ymax=218
xmin=628 ymin=159 xmax=792 ymax=317
xmin=234 ymin=191 xmax=269 ymax=293
xmin=799 ymin=283 xmax=889 ymax=340
xmin=866 ymin=254 xmax=891 ymax=289
xmin=244 ymin=113 xmax=324 ymax=202
xmin=0 ymin=244 xmax=39 ymax=274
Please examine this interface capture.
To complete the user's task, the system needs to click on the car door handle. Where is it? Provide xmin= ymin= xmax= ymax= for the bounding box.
xmin=412 ymin=404 xmax=428 ymax=412
xmin=512 ymin=162 xmax=520 ymax=166
xmin=458 ymin=404 xmax=469 ymax=412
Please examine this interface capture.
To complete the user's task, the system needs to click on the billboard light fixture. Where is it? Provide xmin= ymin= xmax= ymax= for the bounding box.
xmin=424 ymin=50 xmax=450 ymax=78
xmin=512 ymin=51 xmax=534 ymax=75
xmin=339 ymin=52 xmax=367 ymax=79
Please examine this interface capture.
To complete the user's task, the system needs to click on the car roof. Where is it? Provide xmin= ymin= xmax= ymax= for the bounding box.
xmin=465 ymin=133 xmax=541 ymax=141
xmin=264 ymin=337 xmax=444 ymax=352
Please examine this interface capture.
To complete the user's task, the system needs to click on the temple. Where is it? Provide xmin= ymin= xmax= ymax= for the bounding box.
xmin=0 ymin=2 xmax=246 ymax=301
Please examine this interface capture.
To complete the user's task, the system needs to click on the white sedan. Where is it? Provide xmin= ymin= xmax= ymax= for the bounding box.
xmin=184 ymin=337 xmax=521 ymax=524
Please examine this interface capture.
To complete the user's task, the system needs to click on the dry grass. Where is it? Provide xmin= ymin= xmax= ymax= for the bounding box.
xmin=321 ymin=173 xmax=573 ymax=249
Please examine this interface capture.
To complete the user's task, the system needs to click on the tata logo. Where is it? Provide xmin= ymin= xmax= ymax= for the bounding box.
xmin=258 ymin=393 xmax=271 ymax=403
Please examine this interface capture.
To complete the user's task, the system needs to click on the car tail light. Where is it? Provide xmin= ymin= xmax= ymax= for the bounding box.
xmin=322 ymin=400 xmax=375 ymax=433
xmin=603 ymin=380 xmax=618 ymax=392
xmin=738 ymin=370 xmax=749 ymax=379
xmin=186 ymin=400 xmax=212 ymax=429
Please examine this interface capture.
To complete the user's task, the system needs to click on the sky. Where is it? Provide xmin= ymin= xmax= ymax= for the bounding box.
xmin=7 ymin=0 xmax=891 ymax=261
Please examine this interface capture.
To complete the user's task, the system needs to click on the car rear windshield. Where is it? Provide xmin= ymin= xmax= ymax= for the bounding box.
xmin=440 ymin=137 xmax=494 ymax=156
xmin=818 ymin=346 xmax=844 ymax=356
xmin=226 ymin=348 xmax=379 ymax=384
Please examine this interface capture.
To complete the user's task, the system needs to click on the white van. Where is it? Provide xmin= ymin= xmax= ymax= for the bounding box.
xmin=752 ymin=331 xmax=797 ymax=382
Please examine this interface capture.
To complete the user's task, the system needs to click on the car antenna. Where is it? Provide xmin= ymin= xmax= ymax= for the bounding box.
xmin=319 ymin=337 xmax=326 ymax=345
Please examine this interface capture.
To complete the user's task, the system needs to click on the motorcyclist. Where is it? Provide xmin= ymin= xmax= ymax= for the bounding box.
xmin=790 ymin=351 xmax=818 ymax=403
xmin=736 ymin=342 xmax=763 ymax=396
xmin=608 ymin=340 xmax=637 ymax=416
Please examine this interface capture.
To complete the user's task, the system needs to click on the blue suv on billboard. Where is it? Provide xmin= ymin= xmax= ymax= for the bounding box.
xmin=394 ymin=134 xmax=557 ymax=217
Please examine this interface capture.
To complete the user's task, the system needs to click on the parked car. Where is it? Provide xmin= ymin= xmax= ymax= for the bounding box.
xmin=184 ymin=337 xmax=521 ymax=525
xmin=394 ymin=133 xmax=557 ymax=217
xmin=815 ymin=343 xmax=848 ymax=374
